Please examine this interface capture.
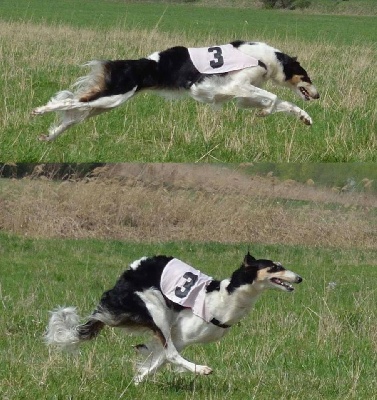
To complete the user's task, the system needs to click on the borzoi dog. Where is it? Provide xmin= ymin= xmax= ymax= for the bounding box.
xmin=32 ymin=41 xmax=319 ymax=141
xmin=45 ymin=252 xmax=302 ymax=384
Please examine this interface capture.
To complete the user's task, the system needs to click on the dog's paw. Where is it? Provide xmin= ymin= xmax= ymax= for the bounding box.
xmin=256 ymin=109 xmax=270 ymax=117
xmin=300 ymin=112 xmax=312 ymax=126
xmin=133 ymin=375 xmax=144 ymax=385
xmin=38 ymin=134 xmax=52 ymax=142
xmin=31 ymin=107 xmax=45 ymax=116
xmin=195 ymin=365 xmax=213 ymax=375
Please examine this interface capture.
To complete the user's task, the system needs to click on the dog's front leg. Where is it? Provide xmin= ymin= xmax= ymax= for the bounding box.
xmin=135 ymin=291 xmax=213 ymax=383
xmin=259 ymin=98 xmax=313 ymax=126
xmin=133 ymin=336 xmax=212 ymax=384
xmin=235 ymin=86 xmax=312 ymax=125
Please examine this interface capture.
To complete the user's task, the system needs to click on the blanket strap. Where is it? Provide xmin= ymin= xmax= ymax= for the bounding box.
xmin=210 ymin=317 xmax=231 ymax=329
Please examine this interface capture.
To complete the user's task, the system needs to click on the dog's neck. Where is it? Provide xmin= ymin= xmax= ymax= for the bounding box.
xmin=239 ymin=42 xmax=284 ymax=83
xmin=258 ymin=45 xmax=288 ymax=87
xmin=206 ymin=278 xmax=265 ymax=326
xmin=262 ymin=50 xmax=287 ymax=86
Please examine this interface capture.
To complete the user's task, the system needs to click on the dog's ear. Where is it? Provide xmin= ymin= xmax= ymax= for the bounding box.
xmin=243 ymin=252 xmax=256 ymax=268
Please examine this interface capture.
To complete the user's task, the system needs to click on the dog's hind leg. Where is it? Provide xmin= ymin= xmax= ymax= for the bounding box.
xmin=38 ymin=111 xmax=87 ymax=142
xmin=39 ymin=108 xmax=108 ymax=142
xmin=32 ymin=87 xmax=137 ymax=115
xmin=133 ymin=339 xmax=168 ymax=384
xmin=32 ymin=86 xmax=137 ymax=141
xmin=32 ymin=91 xmax=92 ymax=116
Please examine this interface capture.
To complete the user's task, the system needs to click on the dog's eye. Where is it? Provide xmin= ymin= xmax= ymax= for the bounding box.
xmin=301 ymin=76 xmax=312 ymax=84
xmin=269 ymin=263 xmax=284 ymax=272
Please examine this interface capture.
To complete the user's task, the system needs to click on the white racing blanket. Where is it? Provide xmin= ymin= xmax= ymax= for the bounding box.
xmin=160 ymin=258 xmax=213 ymax=322
xmin=188 ymin=44 xmax=259 ymax=74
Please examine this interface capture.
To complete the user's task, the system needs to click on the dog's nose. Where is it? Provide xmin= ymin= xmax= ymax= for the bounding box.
xmin=312 ymin=93 xmax=320 ymax=99
xmin=296 ymin=275 xmax=303 ymax=284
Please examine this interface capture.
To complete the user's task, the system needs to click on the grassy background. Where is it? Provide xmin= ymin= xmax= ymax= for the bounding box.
xmin=2 ymin=0 xmax=377 ymax=40
xmin=1 ymin=234 xmax=377 ymax=399
xmin=1 ymin=0 xmax=376 ymax=162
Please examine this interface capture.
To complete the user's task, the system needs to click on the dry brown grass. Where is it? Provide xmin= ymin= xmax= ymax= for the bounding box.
xmin=1 ymin=164 xmax=376 ymax=248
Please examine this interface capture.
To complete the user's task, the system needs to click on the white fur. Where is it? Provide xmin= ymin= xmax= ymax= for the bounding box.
xmin=147 ymin=52 xmax=160 ymax=62
xmin=129 ymin=256 xmax=148 ymax=270
xmin=44 ymin=307 xmax=81 ymax=352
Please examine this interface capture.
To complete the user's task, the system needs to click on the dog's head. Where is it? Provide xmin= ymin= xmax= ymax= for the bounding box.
xmin=242 ymin=252 xmax=302 ymax=292
xmin=275 ymin=52 xmax=320 ymax=101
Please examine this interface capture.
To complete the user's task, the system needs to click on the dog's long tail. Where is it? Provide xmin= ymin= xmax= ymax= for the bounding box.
xmin=45 ymin=306 xmax=105 ymax=352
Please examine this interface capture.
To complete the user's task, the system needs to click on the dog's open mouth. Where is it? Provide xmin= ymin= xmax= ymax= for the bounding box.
xmin=270 ymin=278 xmax=294 ymax=291
xmin=299 ymin=87 xmax=311 ymax=101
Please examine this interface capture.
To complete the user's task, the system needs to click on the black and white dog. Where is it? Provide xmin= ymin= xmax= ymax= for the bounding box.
xmin=45 ymin=253 xmax=302 ymax=384
xmin=32 ymin=41 xmax=319 ymax=141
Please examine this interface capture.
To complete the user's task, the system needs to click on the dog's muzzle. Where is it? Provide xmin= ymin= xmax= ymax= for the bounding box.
xmin=270 ymin=273 xmax=302 ymax=292
xmin=298 ymin=84 xmax=320 ymax=101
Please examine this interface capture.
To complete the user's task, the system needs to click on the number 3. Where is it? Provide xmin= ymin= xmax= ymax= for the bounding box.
xmin=208 ymin=46 xmax=224 ymax=69
xmin=175 ymin=272 xmax=198 ymax=298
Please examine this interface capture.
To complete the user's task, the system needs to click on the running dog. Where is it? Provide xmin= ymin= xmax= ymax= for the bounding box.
xmin=45 ymin=252 xmax=302 ymax=384
xmin=32 ymin=41 xmax=319 ymax=141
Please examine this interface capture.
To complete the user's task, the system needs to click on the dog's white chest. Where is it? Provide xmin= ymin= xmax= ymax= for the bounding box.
xmin=188 ymin=44 xmax=259 ymax=74
xmin=161 ymin=259 xmax=213 ymax=322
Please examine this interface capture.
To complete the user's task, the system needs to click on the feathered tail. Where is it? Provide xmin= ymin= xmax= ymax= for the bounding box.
xmin=45 ymin=306 xmax=104 ymax=352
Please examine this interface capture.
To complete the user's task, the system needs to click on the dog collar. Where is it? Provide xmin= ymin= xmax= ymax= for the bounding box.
xmin=210 ymin=318 xmax=231 ymax=329
xmin=258 ymin=60 xmax=267 ymax=70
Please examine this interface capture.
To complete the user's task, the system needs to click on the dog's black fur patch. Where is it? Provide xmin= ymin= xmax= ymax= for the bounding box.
xmin=90 ymin=256 xmax=173 ymax=332
xmin=268 ymin=263 xmax=285 ymax=273
xmin=230 ymin=40 xmax=245 ymax=48
xmin=100 ymin=256 xmax=171 ymax=307
xmin=275 ymin=52 xmax=312 ymax=82
xmin=227 ymin=257 xmax=281 ymax=294
xmin=156 ymin=46 xmax=203 ymax=89
xmin=227 ymin=265 xmax=258 ymax=294
xmin=86 ymin=47 xmax=204 ymax=102
xmin=206 ymin=280 xmax=221 ymax=293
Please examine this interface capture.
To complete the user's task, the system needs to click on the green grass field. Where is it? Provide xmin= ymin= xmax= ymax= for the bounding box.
xmin=1 ymin=0 xmax=376 ymax=162
xmin=1 ymin=234 xmax=377 ymax=399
